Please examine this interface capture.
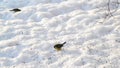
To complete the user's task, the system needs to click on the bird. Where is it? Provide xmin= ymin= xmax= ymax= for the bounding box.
xmin=54 ymin=42 xmax=66 ymax=51
xmin=10 ymin=8 xmax=21 ymax=12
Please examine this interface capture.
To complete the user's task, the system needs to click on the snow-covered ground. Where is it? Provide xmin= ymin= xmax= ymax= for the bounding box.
xmin=0 ymin=0 xmax=120 ymax=68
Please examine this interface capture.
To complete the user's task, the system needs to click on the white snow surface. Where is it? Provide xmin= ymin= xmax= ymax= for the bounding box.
xmin=0 ymin=0 xmax=120 ymax=68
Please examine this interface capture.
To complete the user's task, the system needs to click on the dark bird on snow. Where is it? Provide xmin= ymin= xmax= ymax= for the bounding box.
xmin=54 ymin=42 xmax=66 ymax=51
xmin=10 ymin=8 xmax=21 ymax=12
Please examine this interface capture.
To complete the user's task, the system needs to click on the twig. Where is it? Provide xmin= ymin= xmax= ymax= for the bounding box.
xmin=100 ymin=0 xmax=120 ymax=23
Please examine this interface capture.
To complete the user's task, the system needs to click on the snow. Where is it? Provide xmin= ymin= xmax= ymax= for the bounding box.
xmin=0 ymin=0 xmax=120 ymax=68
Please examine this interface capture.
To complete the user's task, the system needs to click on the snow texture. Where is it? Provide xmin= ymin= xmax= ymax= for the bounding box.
xmin=0 ymin=0 xmax=120 ymax=68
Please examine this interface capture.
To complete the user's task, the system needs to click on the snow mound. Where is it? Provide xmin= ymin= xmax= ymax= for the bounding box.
xmin=0 ymin=0 xmax=120 ymax=68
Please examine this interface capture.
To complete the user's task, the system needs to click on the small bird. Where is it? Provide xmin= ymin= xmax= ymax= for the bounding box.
xmin=54 ymin=42 xmax=66 ymax=51
xmin=10 ymin=8 xmax=21 ymax=12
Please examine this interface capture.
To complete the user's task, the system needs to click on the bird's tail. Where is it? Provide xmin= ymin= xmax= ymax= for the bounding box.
xmin=63 ymin=42 xmax=66 ymax=45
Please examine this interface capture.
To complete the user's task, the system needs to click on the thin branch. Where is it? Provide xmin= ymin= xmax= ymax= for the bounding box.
xmin=100 ymin=0 xmax=120 ymax=23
